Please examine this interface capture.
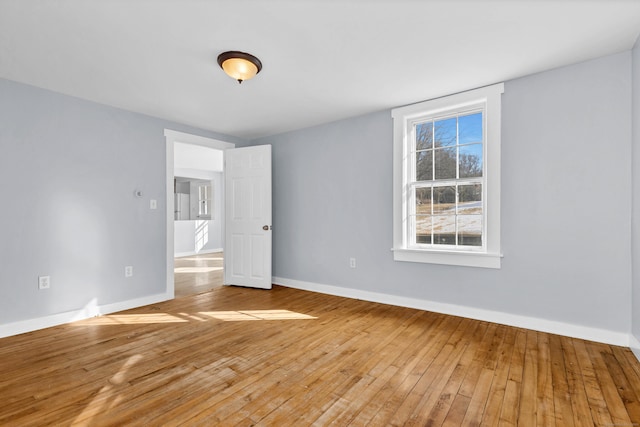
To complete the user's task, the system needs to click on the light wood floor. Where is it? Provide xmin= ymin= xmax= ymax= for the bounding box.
xmin=1 ymin=285 xmax=640 ymax=426
xmin=174 ymin=252 xmax=224 ymax=298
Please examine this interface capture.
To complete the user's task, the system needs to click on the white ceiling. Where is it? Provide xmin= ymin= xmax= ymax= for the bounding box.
xmin=1 ymin=0 xmax=639 ymax=140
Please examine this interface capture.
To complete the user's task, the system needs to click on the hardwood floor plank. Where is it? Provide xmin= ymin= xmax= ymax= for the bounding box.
xmin=459 ymin=324 xmax=507 ymax=426
xmin=547 ymin=334 xmax=576 ymax=427
xmin=284 ymin=310 xmax=444 ymax=423
xmin=560 ymin=336 xmax=596 ymax=427
xmin=601 ymin=349 xmax=640 ymax=423
xmin=441 ymin=393 xmax=472 ymax=426
xmin=573 ymin=339 xmax=615 ymax=426
xmin=418 ymin=321 xmax=488 ymax=426
xmin=395 ymin=319 xmax=486 ymax=426
xmin=498 ymin=328 xmax=527 ymax=426
xmin=477 ymin=326 xmax=517 ymax=426
xmin=180 ymin=301 xmax=411 ymax=425
xmin=344 ymin=313 xmax=451 ymax=426
xmin=535 ymin=331 xmax=556 ymax=427
xmin=585 ymin=343 xmax=634 ymax=426
xmin=358 ymin=314 xmax=463 ymax=426
xmin=611 ymin=345 xmax=640 ymax=424
xmin=1 ymin=271 xmax=640 ymax=426
xmin=310 ymin=311 xmax=435 ymax=425
xmin=457 ymin=323 xmax=499 ymax=399
xmin=517 ymin=329 xmax=539 ymax=426
xmin=255 ymin=308 xmax=411 ymax=425
xmin=374 ymin=316 xmax=467 ymax=426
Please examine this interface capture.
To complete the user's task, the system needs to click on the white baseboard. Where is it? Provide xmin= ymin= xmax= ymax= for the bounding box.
xmin=273 ymin=276 xmax=630 ymax=347
xmin=630 ymin=335 xmax=640 ymax=362
xmin=174 ymin=248 xmax=223 ymax=258
xmin=0 ymin=292 xmax=172 ymax=339
xmin=4 ymin=276 xmax=634 ymax=351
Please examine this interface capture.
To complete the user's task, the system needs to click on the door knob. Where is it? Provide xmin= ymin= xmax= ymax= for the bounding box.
xmin=263 ymin=225 xmax=270 ymax=231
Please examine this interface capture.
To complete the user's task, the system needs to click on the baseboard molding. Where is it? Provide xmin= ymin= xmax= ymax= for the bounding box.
xmin=630 ymin=335 xmax=640 ymax=362
xmin=4 ymin=276 xmax=633 ymax=350
xmin=273 ymin=276 xmax=630 ymax=347
xmin=174 ymin=248 xmax=223 ymax=258
xmin=0 ymin=292 xmax=172 ymax=339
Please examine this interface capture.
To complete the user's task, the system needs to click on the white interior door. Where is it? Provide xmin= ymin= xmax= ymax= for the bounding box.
xmin=224 ymin=145 xmax=272 ymax=289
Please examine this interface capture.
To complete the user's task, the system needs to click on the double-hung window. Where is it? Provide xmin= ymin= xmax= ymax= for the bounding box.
xmin=392 ymin=83 xmax=503 ymax=268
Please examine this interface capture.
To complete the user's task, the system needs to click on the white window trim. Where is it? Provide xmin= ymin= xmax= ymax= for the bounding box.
xmin=392 ymin=83 xmax=504 ymax=269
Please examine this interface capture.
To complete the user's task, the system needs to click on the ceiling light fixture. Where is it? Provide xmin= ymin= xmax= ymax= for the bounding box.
xmin=217 ymin=51 xmax=263 ymax=84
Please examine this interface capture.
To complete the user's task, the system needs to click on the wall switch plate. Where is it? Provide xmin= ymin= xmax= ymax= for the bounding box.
xmin=125 ymin=266 xmax=133 ymax=277
xmin=38 ymin=276 xmax=50 ymax=290
xmin=150 ymin=199 xmax=157 ymax=210
xmin=349 ymin=258 xmax=356 ymax=268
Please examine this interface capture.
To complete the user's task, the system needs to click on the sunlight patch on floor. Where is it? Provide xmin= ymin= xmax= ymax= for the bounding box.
xmin=177 ymin=257 xmax=223 ymax=261
xmin=73 ymin=354 xmax=143 ymax=424
xmin=174 ymin=266 xmax=223 ymax=273
xmin=199 ymin=309 xmax=317 ymax=321
xmin=79 ymin=314 xmax=189 ymax=325
xmin=178 ymin=312 xmax=209 ymax=321
xmin=75 ymin=310 xmax=316 ymax=325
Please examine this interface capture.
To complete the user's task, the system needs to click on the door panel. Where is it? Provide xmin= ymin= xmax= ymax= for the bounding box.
xmin=224 ymin=145 xmax=272 ymax=289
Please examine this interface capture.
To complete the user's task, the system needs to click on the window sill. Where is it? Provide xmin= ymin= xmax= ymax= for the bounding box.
xmin=392 ymin=248 xmax=502 ymax=269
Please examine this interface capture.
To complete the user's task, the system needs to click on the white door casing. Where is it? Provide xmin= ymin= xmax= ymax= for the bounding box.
xmin=224 ymin=145 xmax=272 ymax=289
xmin=165 ymin=129 xmax=235 ymax=298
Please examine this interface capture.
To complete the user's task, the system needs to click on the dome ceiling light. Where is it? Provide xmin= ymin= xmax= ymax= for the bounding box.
xmin=217 ymin=51 xmax=263 ymax=84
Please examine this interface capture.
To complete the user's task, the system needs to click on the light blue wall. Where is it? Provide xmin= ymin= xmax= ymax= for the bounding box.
xmin=0 ymin=78 xmax=242 ymax=325
xmin=253 ymin=51 xmax=633 ymax=335
xmin=2 ymin=49 xmax=636 ymax=341
xmin=632 ymin=38 xmax=640 ymax=349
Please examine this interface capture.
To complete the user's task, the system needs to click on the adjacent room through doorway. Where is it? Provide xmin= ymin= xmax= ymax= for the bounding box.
xmin=168 ymin=131 xmax=232 ymax=298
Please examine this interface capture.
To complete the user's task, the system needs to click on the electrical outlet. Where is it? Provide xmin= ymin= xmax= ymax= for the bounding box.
xmin=125 ymin=266 xmax=133 ymax=277
xmin=349 ymin=258 xmax=356 ymax=268
xmin=38 ymin=276 xmax=50 ymax=290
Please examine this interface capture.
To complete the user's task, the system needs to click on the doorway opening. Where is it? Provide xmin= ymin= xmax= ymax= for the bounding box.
xmin=164 ymin=130 xmax=235 ymax=299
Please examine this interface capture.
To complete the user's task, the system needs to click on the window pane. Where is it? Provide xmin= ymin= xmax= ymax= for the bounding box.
xmin=415 ymin=215 xmax=431 ymax=244
xmin=416 ymin=121 xmax=433 ymax=150
xmin=416 ymin=150 xmax=433 ymax=181
xmin=458 ymin=184 xmax=482 ymax=214
xmin=199 ymin=184 xmax=212 ymax=200
xmin=432 ymin=215 xmax=456 ymax=245
xmin=458 ymin=215 xmax=482 ymax=246
xmin=434 ymin=117 xmax=457 ymax=147
xmin=459 ymin=143 xmax=483 ymax=178
xmin=459 ymin=112 xmax=482 ymax=144
xmin=434 ymin=147 xmax=456 ymax=179
xmin=433 ymin=186 xmax=455 ymax=213
xmin=416 ymin=187 xmax=432 ymax=215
